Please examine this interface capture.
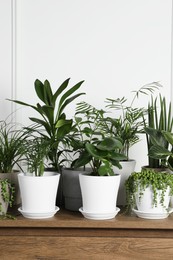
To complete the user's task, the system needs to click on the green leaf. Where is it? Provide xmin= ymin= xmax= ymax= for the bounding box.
xmin=52 ymin=78 xmax=70 ymax=104
xmin=162 ymin=131 xmax=173 ymax=146
xmin=85 ymin=143 xmax=108 ymax=159
xmin=97 ymin=137 xmax=122 ymax=151
xmin=55 ymin=119 xmax=72 ymax=128
xmin=149 ymin=145 xmax=171 ymax=159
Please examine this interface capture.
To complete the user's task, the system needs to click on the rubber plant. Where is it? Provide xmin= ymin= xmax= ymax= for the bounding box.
xmin=8 ymin=78 xmax=85 ymax=172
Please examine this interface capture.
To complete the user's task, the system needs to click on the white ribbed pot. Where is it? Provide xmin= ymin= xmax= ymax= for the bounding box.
xmin=18 ymin=172 xmax=60 ymax=219
xmin=79 ymin=174 xmax=120 ymax=216
xmin=135 ymin=185 xmax=170 ymax=213
xmin=113 ymin=160 xmax=136 ymax=206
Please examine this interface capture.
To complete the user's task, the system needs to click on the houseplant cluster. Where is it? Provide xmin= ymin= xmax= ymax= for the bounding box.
xmin=1 ymin=78 xmax=173 ymax=220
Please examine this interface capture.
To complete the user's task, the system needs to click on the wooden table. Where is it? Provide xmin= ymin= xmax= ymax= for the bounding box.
xmin=1 ymin=208 xmax=173 ymax=259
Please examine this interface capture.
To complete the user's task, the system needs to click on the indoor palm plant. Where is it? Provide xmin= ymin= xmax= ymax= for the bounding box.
xmin=125 ymin=168 xmax=173 ymax=219
xmin=105 ymin=82 xmax=161 ymax=205
xmin=18 ymin=136 xmax=60 ymax=219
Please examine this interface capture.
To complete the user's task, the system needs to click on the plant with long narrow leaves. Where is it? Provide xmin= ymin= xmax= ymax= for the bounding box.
xmin=144 ymin=93 xmax=173 ymax=168
xmin=8 ymin=78 xmax=85 ymax=172
xmin=0 ymin=121 xmax=26 ymax=173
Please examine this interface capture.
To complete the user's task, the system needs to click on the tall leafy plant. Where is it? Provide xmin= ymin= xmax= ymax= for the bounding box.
xmin=9 ymin=78 xmax=85 ymax=172
xmin=144 ymin=94 xmax=173 ymax=168
xmin=105 ymin=82 xmax=161 ymax=160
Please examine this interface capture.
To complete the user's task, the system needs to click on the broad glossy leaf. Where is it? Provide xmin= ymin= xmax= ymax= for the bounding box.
xmin=52 ymin=78 xmax=70 ymax=104
xmin=145 ymin=127 xmax=166 ymax=147
xmin=44 ymin=80 xmax=53 ymax=105
xmin=149 ymin=145 xmax=171 ymax=159
xmin=55 ymin=119 xmax=72 ymax=128
xmin=34 ymin=79 xmax=47 ymax=104
xmin=58 ymin=92 xmax=85 ymax=117
xmin=162 ymin=131 xmax=173 ymax=146
xmin=97 ymin=137 xmax=122 ymax=151
xmin=85 ymin=143 xmax=108 ymax=159
xmin=73 ymin=150 xmax=92 ymax=168
xmin=29 ymin=117 xmax=51 ymax=137
xmin=57 ymin=81 xmax=84 ymax=114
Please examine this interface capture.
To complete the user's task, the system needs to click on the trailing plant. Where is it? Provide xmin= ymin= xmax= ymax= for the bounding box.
xmin=69 ymin=102 xmax=127 ymax=176
xmin=8 ymin=78 xmax=85 ymax=172
xmin=0 ymin=178 xmax=15 ymax=216
xmin=125 ymin=168 xmax=173 ymax=211
xmin=0 ymin=120 xmax=26 ymax=173
xmin=144 ymin=94 xmax=173 ymax=168
xmin=105 ymin=82 xmax=161 ymax=160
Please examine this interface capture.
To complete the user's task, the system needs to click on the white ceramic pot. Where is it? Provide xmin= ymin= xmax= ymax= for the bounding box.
xmin=18 ymin=172 xmax=60 ymax=218
xmin=79 ymin=174 xmax=120 ymax=215
xmin=135 ymin=185 xmax=170 ymax=213
xmin=113 ymin=160 xmax=136 ymax=206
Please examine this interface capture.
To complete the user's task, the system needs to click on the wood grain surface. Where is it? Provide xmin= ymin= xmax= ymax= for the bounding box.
xmin=0 ymin=209 xmax=173 ymax=259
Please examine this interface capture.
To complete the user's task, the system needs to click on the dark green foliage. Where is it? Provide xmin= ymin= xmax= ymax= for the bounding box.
xmin=8 ymin=78 xmax=85 ymax=171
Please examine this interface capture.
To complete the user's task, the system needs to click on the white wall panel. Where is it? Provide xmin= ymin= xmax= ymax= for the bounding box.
xmin=0 ymin=0 xmax=12 ymax=120
xmin=12 ymin=0 xmax=172 ymax=170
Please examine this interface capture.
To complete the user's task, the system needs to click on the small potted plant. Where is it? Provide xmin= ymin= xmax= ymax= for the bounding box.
xmin=61 ymin=102 xmax=107 ymax=212
xmin=70 ymin=102 xmax=126 ymax=220
xmin=18 ymin=137 xmax=60 ymax=219
xmin=125 ymin=168 xmax=173 ymax=219
xmin=105 ymin=82 xmax=161 ymax=205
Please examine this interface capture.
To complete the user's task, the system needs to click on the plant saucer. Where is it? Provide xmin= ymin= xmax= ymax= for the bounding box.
xmin=132 ymin=207 xmax=173 ymax=220
xmin=79 ymin=207 xmax=120 ymax=220
xmin=18 ymin=206 xmax=60 ymax=219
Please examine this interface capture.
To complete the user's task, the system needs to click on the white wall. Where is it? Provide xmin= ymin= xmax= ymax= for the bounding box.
xmin=0 ymin=0 xmax=13 ymax=120
xmin=1 ymin=0 xmax=173 ymax=170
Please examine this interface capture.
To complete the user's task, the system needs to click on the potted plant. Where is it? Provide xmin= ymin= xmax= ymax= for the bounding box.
xmin=0 ymin=120 xmax=27 ymax=205
xmin=105 ymin=82 xmax=161 ymax=205
xmin=125 ymin=168 xmax=173 ymax=219
xmin=144 ymin=93 xmax=173 ymax=169
xmin=69 ymin=102 xmax=126 ymax=220
xmin=8 ymin=78 xmax=85 ymax=206
xmin=61 ymin=102 xmax=108 ymax=211
xmin=18 ymin=136 xmax=60 ymax=219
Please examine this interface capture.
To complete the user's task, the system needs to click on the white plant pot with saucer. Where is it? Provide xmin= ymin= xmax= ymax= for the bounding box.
xmin=135 ymin=185 xmax=171 ymax=213
xmin=18 ymin=172 xmax=60 ymax=219
xmin=79 ymin=173 xmax=121 ymax=220
xmin=113 ymin=160 xmax=136 ymax=206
